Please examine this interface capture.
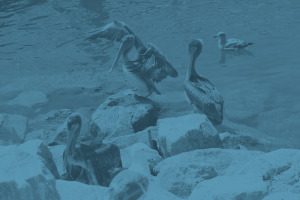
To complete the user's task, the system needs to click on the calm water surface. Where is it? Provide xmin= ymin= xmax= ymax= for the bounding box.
xmin=1 ymin=0 xmax=300 ymax=146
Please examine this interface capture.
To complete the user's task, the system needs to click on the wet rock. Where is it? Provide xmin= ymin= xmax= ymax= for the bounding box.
xmin=91 ymin=89 xmax=159 ymax=141
xmin=25 ymin=129 xmax=56 ymax=145
xmin=188 ymin=175 xmax=267 ymax=200
xmin=120 ymin=143 xmax=162 ymax=176
xmin=7 ymin=91 xmax=48 ymax=107
xmin=156 ymin=114 xmax=222 ymax=157
xmin=154 ymin=149 xmax=262 ymax=198
xmin=0 ymin=113 xmax=27 ymax=144
xmin=0 ymin=140 xmax=60 ymax=200
xmin=238 ymin=149 xmax=300 ymax=193
xmin=103 ymin=126 xmax=157 ymax=149
xmin=56 ymin=180 xmax=107 ymax=200
xmin=262 ymin=192 xmax=300 ymax=200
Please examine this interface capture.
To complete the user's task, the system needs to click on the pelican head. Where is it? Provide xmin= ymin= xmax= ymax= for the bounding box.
xmin=67 ymin=113 xmax=82 ymax=150
xmin=214 ymin=32 xmax=226 ymax=38
xmin=110 ymin=35 xmax=135 ymax=73
xmin=188 ymin=39 xmax=203 ymax=58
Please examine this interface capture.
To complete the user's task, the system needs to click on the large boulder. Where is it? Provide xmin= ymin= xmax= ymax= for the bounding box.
xmin=156 ymin=114 xmax=222 ymax=157
xmin=154 ymin=149 xmax=262 ymax=198
xmin=91 ymin=89 xmax=159 ymax=141
xmin=237 ymin=149 xmax=300 ymax=194
xmin=0 ymin=113 xmax=27 ymax=144
xmin=188 ymin=175 xmax=267 ymax=200
xmin=56 ymin=180 xmax=107 ymax=200
xmin=7 ymin=91 xmax=48 ymax=107
xmin=262 ymin=192 xmax=300 ymax=200
xmin=102 ymin=126 xmax=157 ymax=149
xmin=0 ymin=140 xmax=60 ymax=200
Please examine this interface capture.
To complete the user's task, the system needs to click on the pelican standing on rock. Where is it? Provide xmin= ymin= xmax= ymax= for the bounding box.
xmin=214 ymin=32 xmax=253 ymax=50
xmin=62 ymin=113 xmax=122 ymax=186
xmin=184 ymin=39 xmax=224 ymax=125
xmin=87 ymin=21 xmax=178 ymax=96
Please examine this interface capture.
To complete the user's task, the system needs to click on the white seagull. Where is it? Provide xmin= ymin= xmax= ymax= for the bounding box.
xmin=107 ymin=143 xmax=151 ymax=200
xmin=214 ymin=32 xmax=253 ymax=50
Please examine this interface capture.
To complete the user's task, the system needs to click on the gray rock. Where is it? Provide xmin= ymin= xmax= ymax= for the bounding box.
xmin=56 ymin=180 xmax=107 ymax=200
xmin=91 ymin=89 xmax=159 ymax=141
xmin=0 ymin=140 xmax=60 ymax=200
xmin=154 ymin=149 xmax=262 ymax=198
xmin=103 ymin=126 xmax=157 ymax=149
xmin=262 ymin=192 xmax=300 ymax=200
xmin=120 ymin=143 xmax=162 ymax=176
xmin=48 ymin=145 xmax=66 ymax=177
xmin=7 ymin=91 xmax=48 ymax=107
xmin=188 ymin=175 xmax=268 ymax=200
xmin=0 ymin=113 xmax=27 ymax=144
xmin=156 ymin=114 xmax=222 ymax=157
xmin=25 ymin=129 xmax=56 ymax=145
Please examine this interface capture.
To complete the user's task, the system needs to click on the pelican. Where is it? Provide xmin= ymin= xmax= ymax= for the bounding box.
xmin=184 ymin=39 xmax=224 ymax=125
xmin=214 ymin=32 xmax=253 ymax=50
xmin=87 ymin=21 xmax=178 ymax=96
xmin=63 ymin=113 xmax=122 ymax=186
xmin=107 ymin=143 xmax=151 ymax=200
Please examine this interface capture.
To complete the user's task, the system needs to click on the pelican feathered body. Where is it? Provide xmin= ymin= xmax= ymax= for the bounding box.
xmin=214 ymin=32 xmax=253 ymax=50
xmin=184 ymin=39 xmax=224 ymax=125
xmin=87 ymin=21 xmax=178 ymax=96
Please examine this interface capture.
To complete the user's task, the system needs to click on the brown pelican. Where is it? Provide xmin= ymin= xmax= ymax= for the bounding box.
xmin=107 ymin=143 xmax=151 ymax=200
xmin=87 ymin=21 xmax=178 ymax=96
xmin=63 ymin=113 xmax=122 ymax=186
xmin=214 ymin=32 xmax=253 ymax=50
xmin=184 ymin=39 xmax=224 ymax=125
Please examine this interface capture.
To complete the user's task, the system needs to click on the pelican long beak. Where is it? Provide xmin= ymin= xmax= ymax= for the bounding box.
xmin=110 ymin=41 xmax=127 ymax=73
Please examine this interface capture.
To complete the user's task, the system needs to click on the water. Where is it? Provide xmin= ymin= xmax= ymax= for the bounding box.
xmin=1 ymin=0 xmax=300 ymax=146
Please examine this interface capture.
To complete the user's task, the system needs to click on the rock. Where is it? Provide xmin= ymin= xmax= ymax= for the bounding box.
xmin=219 ymin=120 xmax=290 ymax=151
xmin=156 ymin=114 xmax=222 ymax=157
xmin=154 ymin=149 xmax=262 ymax=198
xmin=48 ymin=145 xmax=66 ymax=177
xmin=0 ymin=140 xmax=60 ymax=200
xmin=103 ymin=126 xmax=157 ymax=149
xmin=91 ymin=89 xmax=159 ymax=141
xmin=262 ymin=192 xmax=300 ymax=200
xmin=237 ymin=149 xmax=300 ymax=193
xmin=7 ymin=91 xmax=48 ymax=107
xmin=25 ymin=129 xmax=56 ymax=145
xmin=145 ymin=181 xmax=183 ymax=200
xmin=28 ymin=109 xmax=72 ymax=137
xmin=120 ymin=143 xmax=162 ymax=176
xmin=188 ymin=175 xmax=268 ymax=200
xmin=0 ymin=113 xmax=27 ymax=144
xmin=56 ymin=180 xmax=107 ymax=200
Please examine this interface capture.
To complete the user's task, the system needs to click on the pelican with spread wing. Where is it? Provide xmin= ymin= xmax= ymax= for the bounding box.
xmin=87 ymin=21 xmax=178 ymax=96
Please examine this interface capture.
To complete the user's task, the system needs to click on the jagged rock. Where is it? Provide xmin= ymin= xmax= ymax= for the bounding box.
xmin=25 ymin=129 xmax=56 ymax=145
xmin=102 ymin=126 xmax=157 ymax=149
xmin=56 ymin=180 xmax=107 ymax=200
xmin=156 ymin=114 xmax=223 ymax=157
xmin=262 ymin=192 xmax=300 ymax=200
xmin=237 ymin=149 xmax=300 ymax=193
xmin=154 ymin=149 xmax=262 ymax=198
xmin=0 ymin=113 xmax=27 ymax=144
xmin=7 ymin=91 xmax=48 ymax=107
xmin=120 ymin=143 xmax=162 ymax=176
xmin=0 ymin=140 xmax=60 ymax=200
xmin=91 ymin=89 xmax=159 ymax=141
xmin=188 ymin=175 xmax=268 ymax=200
xmin=48 ymin=145 xmax=66 ymax=177
xmin=219 ymin=120 xmax=290 ymax=151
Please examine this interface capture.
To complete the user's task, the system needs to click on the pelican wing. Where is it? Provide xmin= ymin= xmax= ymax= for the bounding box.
xmin=86 ymin=21 xmax=146 ymax=49
xmin=128 ymin=43 xmax=178 ymax=83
